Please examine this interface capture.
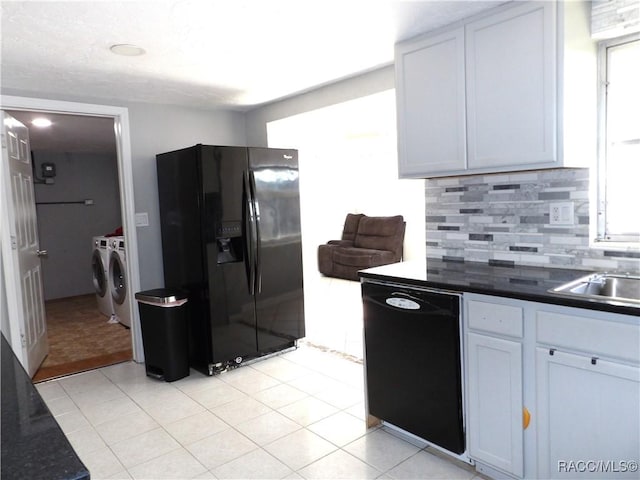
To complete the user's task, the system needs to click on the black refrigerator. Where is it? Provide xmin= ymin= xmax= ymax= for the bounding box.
xmin=156 ymin=145 xmax=305 ymax=375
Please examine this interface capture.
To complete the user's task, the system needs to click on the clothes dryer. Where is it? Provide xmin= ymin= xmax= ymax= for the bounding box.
xmin=92 ymin=236 xmax=113 ymax=318
xmin=108 ymin=236 xmax=131 ymax=327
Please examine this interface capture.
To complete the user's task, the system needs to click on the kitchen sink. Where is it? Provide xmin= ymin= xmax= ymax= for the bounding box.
xmin=549 ymin=273 xmax=640 ymax=306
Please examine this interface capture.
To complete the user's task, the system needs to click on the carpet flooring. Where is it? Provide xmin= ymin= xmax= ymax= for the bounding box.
xmin=32 ymin=294 xmax=133 ymax=383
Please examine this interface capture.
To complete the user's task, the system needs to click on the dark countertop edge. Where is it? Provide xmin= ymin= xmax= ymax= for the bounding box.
xmin=1 ymin=335 xmax=90 ymax=480
xmin=359 ymin=270 xmax=640 ymax=317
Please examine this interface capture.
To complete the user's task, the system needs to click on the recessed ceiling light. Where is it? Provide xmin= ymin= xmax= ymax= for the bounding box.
xmin=110 ymin=44 xmax=146 ymax=56
xmin=32 ymin=117 xmax=52 ymax=128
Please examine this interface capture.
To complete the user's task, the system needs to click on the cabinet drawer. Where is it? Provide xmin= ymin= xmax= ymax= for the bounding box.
xmin=537 ymin=310 xmax=640 ymax=363
xmin=467 ymin=300 xmax=523 ymax=338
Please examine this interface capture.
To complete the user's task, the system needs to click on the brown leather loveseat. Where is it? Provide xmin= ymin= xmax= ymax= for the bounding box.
xmin=317 ymin=214 xmax=406 ymax=281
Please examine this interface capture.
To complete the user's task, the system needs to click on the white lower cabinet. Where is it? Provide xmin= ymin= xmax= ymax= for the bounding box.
xmin=536 ymin=348 xmax=640 ymax=479
xmin=465 ymin=294 xmax=640 ymax=479
xmin=465 ymin=295 xmax=526 ymax=478
xmin=467 ymin=332 xmax=524 ymax=477
xmin=535 ymin=308 xmax=640 ymax=479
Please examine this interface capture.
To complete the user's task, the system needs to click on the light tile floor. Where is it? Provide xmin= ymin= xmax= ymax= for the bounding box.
xmin=37 ymin=344 xmax=483 ymax=480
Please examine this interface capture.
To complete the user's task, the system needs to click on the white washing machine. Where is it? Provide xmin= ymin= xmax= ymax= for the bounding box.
xmin=108 ymin=236 xmax=131 ymax=327
xmin=92 ymin=236 xmax=113 ymax=318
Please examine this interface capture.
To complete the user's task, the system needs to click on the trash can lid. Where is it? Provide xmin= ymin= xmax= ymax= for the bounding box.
xmin=135 ymin=288 xmax=188 ymax=305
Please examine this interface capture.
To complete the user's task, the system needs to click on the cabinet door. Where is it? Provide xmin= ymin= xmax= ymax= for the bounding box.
xmin=396 ymin=27 xmax=466 ymax=177
xmin=467 ymin=332 xmax=524 ymax=477
xmin=466 ymin=1 xmax=557 ymax=169
xmin=536 ymin=348 xmax=640 ymax=479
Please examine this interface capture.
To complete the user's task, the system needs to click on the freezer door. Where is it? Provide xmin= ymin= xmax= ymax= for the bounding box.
xmin=249 ymin=148 xmax=305 ymax=352
xmin=157 ymin=146 xmax=213 ymax=371
xmin=201 ymin=146 xmax=258 ymax=365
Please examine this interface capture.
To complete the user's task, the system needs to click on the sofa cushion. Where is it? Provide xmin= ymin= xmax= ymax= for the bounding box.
xmin=333 ymin=247 xmax=395 ymax=268
xmin=342 ymin=213 xmax=365 ymax=242
xmin=354 ymin=215 xmax=404 ymax=253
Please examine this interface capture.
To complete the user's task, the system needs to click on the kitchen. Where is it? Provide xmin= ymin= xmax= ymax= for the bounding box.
xmin=2 ymin=0 xmax=639 ymax=479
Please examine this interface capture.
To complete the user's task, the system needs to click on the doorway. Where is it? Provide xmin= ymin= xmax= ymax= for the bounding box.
xmin=6 ymin=110 xmax=132 ymax=381
xmin=1 ymin=96 xmax=143 ymax=379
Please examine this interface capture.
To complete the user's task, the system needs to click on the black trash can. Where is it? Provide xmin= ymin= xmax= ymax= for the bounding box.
xmin=134 ymin=289 xmax=189 ymax=382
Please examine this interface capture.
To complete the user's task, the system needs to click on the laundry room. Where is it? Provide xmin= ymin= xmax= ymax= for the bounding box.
xmin=7 ymin=110 xmax=133 ymax=380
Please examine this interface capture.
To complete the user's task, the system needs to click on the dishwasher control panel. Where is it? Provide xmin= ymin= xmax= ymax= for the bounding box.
xmin=385 ymin=297 xmax=420 ymax=310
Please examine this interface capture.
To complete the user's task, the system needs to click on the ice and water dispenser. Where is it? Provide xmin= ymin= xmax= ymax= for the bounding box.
xmin=216 ymin=221 xmax=244 ymax=264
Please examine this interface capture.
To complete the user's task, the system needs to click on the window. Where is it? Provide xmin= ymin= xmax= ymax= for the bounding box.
xmin=597 ymin=35 xmax=640 ymax=243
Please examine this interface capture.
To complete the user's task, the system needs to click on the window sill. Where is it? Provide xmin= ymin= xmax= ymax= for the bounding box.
xmin=591 ymin=239 xmax=640 ymax=252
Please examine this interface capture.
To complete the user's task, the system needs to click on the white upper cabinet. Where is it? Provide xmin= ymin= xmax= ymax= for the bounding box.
xmin=396 ymin=28 xmax=466 ymax=175
xmin=395 ymin=1 xmax=596 ymax=178
xmin=465 ymin=2 xmax=556 ymax=169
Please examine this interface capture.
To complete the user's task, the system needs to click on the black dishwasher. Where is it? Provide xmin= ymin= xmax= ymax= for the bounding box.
xmin=362 ymin=279 xmax=464 ymax=454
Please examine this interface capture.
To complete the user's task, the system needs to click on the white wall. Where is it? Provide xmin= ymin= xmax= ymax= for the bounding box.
xmin=265 ymin=89 xmax=426 ymax=354
xmin=267 ymin=89 xmax=425 ymax=262
xmin=33 ymin=151 xmax=121 ymax=299
xmin=246 ymin=64 xmax=425 ymax=265
xmin=125 ymin=102 xmax=246 ymax=289
xmin=245 ymin=66 xmax=396 ymax=146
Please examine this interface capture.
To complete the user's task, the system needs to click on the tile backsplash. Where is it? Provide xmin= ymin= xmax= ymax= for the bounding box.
xmin=425 ymin=168 xmax=640 ymax=273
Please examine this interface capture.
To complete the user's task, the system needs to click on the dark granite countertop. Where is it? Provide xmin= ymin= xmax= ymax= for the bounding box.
xmin=1 ymin=335 xmax=90 ymax=480
xmin=359 ymin=259 xmax=640 ymax=317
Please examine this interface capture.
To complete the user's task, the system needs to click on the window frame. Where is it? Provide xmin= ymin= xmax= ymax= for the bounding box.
xmin=595 ymin=33 xmax=640 ymax=245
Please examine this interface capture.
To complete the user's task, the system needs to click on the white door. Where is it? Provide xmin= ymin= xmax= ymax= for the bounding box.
xmin=536 ymin=347 xmax=640 ymax=479
xmin=396 ymin=27 xmax=467 ymax=177
xmin=467 ymin=332 xmax=524 ymax=477
xmin=1 ymin=111 xmax=48 ymax=376
xmin=465 ymin=1 xmax=556 ymax=168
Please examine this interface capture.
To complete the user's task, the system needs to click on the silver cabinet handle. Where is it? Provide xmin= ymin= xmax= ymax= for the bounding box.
xmin=36 ymin=250 xmax=48 ymax=257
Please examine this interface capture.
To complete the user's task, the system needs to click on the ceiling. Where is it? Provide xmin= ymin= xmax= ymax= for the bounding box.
xmin=5 ymin=110 xmax=117 ymax=154
xmin=1 ymin=0 xmax=504 ymax=111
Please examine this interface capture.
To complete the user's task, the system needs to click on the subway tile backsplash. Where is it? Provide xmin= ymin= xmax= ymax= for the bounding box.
xmin=425 ymin=168 xmax=640 ymax=273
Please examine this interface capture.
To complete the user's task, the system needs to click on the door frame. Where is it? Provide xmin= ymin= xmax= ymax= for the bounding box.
xmin=1 ymin=95 xmax=143 ymax=363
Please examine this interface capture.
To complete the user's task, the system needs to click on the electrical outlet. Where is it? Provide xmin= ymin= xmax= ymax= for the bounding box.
xmin=550 ymin=202 xmax=574 ymax=225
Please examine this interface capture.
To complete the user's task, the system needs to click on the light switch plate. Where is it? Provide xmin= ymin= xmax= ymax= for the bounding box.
xmin=549 ymin=202 xmax=574 ymax=225
xmin=135 ymin=212 xmax=149 ymax=227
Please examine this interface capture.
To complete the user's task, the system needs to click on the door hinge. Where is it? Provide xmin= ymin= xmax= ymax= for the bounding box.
xmin=20 ymin=333 xmax=26 ymax=347
xmin=1 ymin=133 xmax=6 ymax=149
xmin=10 ymin=235 xmax=17 ymax=250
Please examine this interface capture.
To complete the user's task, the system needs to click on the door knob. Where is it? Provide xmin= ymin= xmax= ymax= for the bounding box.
xmin=36 ymin=250 xmax=48 ymax=257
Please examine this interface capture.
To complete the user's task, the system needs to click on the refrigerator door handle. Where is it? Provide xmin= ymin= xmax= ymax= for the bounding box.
xmin=243 ymin=171 xmax=256 ymax=295
xmin=249 ymin=170 xmax=262 ymax=294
